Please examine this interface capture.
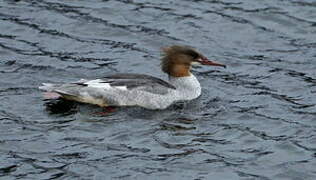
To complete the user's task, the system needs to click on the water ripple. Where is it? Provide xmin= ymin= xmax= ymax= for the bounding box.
xmin=1 ymin=0 xmax=316 ymax=179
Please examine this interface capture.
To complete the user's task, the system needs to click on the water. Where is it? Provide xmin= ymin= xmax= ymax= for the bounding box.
xmin=0 ymin=0 xmax=316 ymax=179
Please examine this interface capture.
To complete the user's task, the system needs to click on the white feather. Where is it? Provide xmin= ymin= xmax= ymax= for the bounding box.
xmin=191 ymin=61 xmax=201 ymax=66
xmin=85 ymin=79 xmax=111 ymax=89
xmin=115 ymin=86 xmax=127 ymax=90
xmin=84 ymin=79 xmax=127 ymax=90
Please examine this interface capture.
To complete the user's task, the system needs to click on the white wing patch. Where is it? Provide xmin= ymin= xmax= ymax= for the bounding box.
xmin=85 ymin=79 xmax=127 ymax=91
xmin=114 ymin=86 xmax=128 ymax=90
xmin=85 ymin=79 xmax=111 ymax=89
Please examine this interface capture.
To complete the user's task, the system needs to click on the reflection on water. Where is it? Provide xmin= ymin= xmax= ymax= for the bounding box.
xmin=0 ymin=0 xmax=316 ymax=179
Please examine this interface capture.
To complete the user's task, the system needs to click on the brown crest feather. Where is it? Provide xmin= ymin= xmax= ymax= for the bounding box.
xmin=161 ymin=45 xmax=201 ymax=77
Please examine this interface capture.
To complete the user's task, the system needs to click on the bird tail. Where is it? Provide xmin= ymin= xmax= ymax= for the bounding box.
xmin=39 ymin=83 xmax=85 ymax=101
xmin=39 ymin=83 xmax=58 ymax=91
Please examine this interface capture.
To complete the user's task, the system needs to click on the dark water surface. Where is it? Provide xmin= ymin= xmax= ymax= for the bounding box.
xmin=1 ymin=0 xmax=316 ymax=179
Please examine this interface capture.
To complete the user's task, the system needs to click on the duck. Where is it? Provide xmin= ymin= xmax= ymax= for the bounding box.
xmin=39 ymin=45 xmax=226 ymax=110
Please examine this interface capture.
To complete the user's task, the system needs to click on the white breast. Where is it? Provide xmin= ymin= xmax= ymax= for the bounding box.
xmin=169 ymin=74 xmax=201 ymax=100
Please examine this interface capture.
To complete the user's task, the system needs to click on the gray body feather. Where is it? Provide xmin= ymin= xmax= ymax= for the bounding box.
xmin=39 ymin=73 xmax=201 ymax=109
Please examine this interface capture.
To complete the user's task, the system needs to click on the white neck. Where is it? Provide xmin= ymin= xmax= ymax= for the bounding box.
xmin=168 ymin=73 xmax=201 ymax=100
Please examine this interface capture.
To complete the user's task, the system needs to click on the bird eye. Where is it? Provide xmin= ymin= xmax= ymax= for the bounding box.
xmin=186 ymin=50 xmax=199 ymax=59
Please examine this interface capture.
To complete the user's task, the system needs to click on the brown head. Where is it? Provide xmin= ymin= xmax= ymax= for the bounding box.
xmin=161 ymin=45 xmax=226 ymax=77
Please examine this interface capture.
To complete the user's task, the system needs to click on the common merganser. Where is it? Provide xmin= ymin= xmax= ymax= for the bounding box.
xmin=39 ymin=45 xmax=226 ymax=110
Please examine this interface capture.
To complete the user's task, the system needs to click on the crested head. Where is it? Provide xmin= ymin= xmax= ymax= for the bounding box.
xmin=161 ymin=45 xmax=226 ymax=77
xmin=161 ymin=45 xmax=203 ymax=77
